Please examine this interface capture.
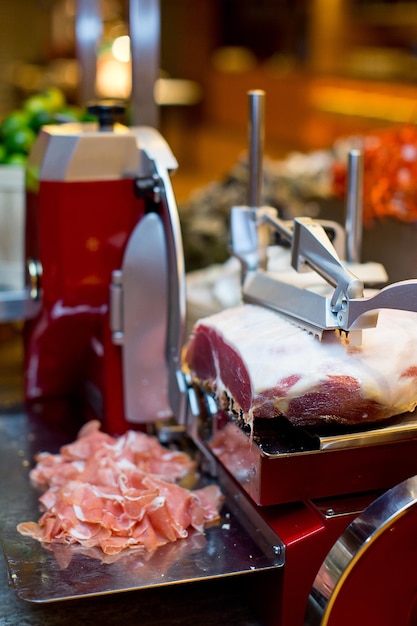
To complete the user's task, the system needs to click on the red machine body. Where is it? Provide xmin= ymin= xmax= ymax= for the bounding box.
xmin=22 ymin=110 xmax=181 ymax=434
xmin=193 ymin=406 xmax=417 ymax=625
xmin=249 ymin=484 xmax=417 ymax=626
xmin=255 ymin=497 xmax=359 ymax=626
xmin=24 ymin=178 xmax=143 ymax=431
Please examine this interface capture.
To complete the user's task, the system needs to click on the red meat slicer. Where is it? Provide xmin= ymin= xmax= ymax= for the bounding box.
xmin=21 ymin=99 xmax=185 ymax=435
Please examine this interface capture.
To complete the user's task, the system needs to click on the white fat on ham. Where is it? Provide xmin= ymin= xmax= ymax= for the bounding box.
xmin=185 ymin=304 xmax=417 ymax=426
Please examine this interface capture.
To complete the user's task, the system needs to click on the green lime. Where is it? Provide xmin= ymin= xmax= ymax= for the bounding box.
xmin=43 ymin=87 xmax=66 ymax=113
xmin=55 ymin=105 xmax=83 ymax=122
xmin=29 ymin=109 xmax=55 ymax=133
xmin=6 ymin=153 xmax=27 ymax=166
xmin=24 ymin=91 xmax=68 ymax=131
xmin=23 ymin=93 xmax=54 ymax=118
xmin=5 ymin=127 xmax=36 ymax=154
xmin=1 ymin=110 xmax=30 ymax=139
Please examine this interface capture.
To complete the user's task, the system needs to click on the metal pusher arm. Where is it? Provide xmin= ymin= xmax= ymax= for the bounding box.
xmin=234 ymin=206 xmax=417 ymax=336
xmin=266 ymin=211 xmax=417 ymax=331
xmin=231 ymin=206 xmax=363 ymax=306
xmin=261 ymin=212 xmax=364 ymax=312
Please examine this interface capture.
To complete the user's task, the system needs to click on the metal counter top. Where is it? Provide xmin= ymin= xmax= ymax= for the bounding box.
xmin=0 ymin=552 xmax=266 ymax=626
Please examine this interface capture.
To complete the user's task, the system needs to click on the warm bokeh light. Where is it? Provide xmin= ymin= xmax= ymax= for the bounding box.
xmin=95 ymin=36 xmax=131 ymax=99
xmin=111 ymin=35 xmax=131 ymax=63
xmin=96 ymin=52 xmax=131 ymax=99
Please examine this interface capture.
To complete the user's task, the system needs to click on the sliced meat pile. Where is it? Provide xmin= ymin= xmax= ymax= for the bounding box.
xmin=17 ymin=420 xmax=223 ymax=555
xmin=185 ymin=304 xmax=417 ymax=427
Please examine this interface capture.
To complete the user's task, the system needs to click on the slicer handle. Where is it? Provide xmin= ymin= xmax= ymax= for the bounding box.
xmin=342 ymin=279 xmax=417 ymax=330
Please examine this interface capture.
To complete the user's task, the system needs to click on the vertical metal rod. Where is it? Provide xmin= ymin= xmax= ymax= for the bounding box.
xmin=129 ymin=0 xmax=160 ymax=128
xmin=74 ymin=0 xmax=103 ymax=105
xmin=345 ymin=149 xmax=364 ymax=263
xmin=247 ymin=89 xmax=265 ymax=208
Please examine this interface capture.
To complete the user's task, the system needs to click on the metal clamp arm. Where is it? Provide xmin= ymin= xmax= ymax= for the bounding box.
xmin=291 ymin=217 xmax=364 ymax=311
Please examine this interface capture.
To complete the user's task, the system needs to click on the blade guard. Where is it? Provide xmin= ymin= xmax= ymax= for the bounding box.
xmin=110 ymin=127 xmax=186 ymax=424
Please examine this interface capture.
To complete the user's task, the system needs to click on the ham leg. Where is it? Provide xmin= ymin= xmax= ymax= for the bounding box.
xmin=185 ymin=304 xmax=417 ymax=427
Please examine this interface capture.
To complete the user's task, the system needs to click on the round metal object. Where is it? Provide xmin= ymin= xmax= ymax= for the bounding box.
xmin=305 ymin=475 xmax=417 ymax=625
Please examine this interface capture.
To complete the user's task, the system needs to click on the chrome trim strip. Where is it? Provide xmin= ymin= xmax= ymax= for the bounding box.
xmin=305 ymin=475 xmax=417 ymax=624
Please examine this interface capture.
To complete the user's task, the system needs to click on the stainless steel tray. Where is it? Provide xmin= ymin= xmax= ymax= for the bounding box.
xmin=0 ymin=406 xmax=282 ymax=603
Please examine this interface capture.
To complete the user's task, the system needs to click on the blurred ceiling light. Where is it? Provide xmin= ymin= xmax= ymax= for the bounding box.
xmin=96 ymin=35 xmax=202 ymax=106
xmin=96 ymin=52 xmax=131 ymax=98
xmin=112 ymin=35 xmax=131 ymax=63
xmin=95 ymin=35 xmax=131 ymax=98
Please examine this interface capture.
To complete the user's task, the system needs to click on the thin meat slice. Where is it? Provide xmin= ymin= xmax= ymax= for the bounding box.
xmin=17 ymin=421 xmax=224 ymax=555
xmin=185 ymin=303 xmax=417 ymax=427
xmin=29 ymin=420 xmax=196 ymax=488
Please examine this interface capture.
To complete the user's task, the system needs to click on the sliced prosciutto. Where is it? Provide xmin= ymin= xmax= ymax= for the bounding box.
xmin=17 ymin=421 xmax=223 ymax=555
xmin=185 ymin=304 xmax=417 ymax=427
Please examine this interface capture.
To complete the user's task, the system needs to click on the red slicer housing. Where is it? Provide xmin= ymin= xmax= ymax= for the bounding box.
xmin=23 ymin=102 xmax=183 ymax=434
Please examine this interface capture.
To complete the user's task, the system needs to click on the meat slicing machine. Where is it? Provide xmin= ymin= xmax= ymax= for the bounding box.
xmin=4 ymin=99 xmax=185 ymax=435
xmin=2 ymin=93 xmax=417 ymax=626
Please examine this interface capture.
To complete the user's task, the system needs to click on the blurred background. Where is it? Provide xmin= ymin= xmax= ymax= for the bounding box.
xmin=2 ymin=0 xmax=417 ymax=200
